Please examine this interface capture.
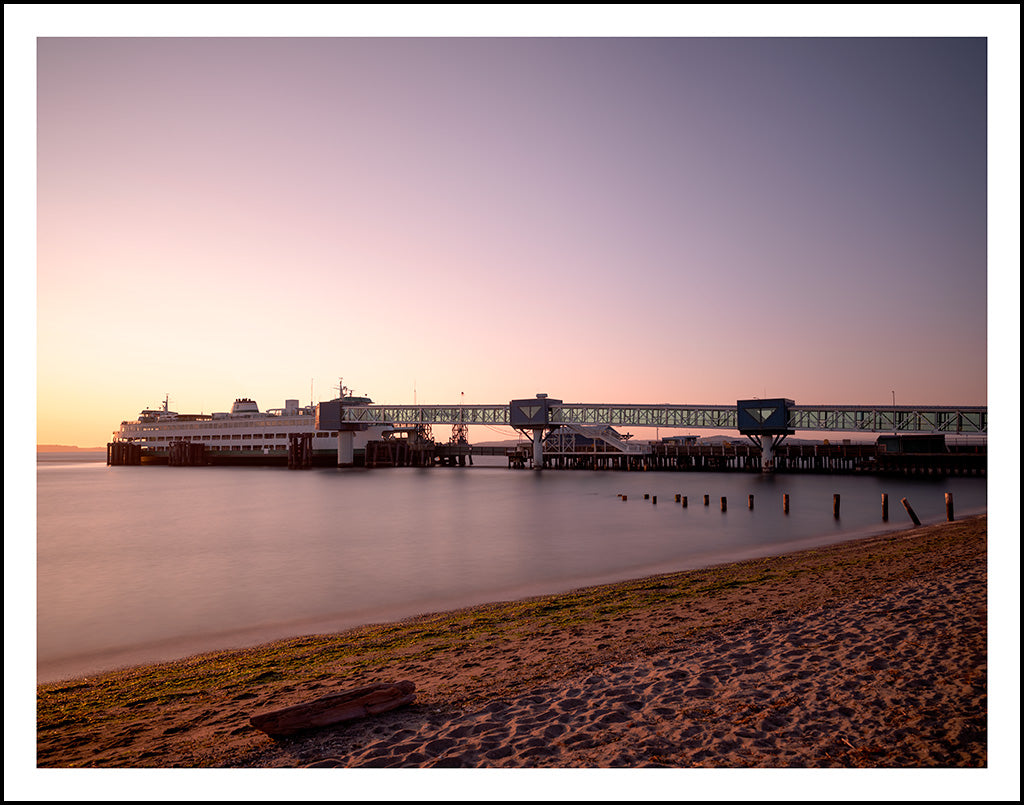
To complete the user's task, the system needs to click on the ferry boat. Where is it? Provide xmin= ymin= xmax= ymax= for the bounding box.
xmin=112 ymin=388 xmax=393 ymax=466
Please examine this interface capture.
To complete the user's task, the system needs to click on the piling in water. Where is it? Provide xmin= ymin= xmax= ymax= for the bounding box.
xmin=833 ymin=494 xmax=841 ymax=519
xmin=882 ymin=492 xmax=889 ymax=521
xmin=945 ymin=492 xmax=955 ymax=521
xmin=721 ymin=496 xmax=727 ymax=512
xmin=783 ymin=493 xmax=790 ymax=514
xmin=748 ymin=494 xmax=754 ymax=509
xmin=901 ymin=497 xmax=921 ymax=526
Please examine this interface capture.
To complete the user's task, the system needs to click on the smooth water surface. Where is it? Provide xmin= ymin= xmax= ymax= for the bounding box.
xmin=36 ymin=453 xmax=986 ymax=682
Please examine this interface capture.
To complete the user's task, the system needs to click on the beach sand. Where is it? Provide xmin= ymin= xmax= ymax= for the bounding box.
xmin=36 ymin=516 xmax=988 ymax=773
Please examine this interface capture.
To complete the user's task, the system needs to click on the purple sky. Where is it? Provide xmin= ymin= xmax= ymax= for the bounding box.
xmin=30 ymin=33 xmax=997 ymax=445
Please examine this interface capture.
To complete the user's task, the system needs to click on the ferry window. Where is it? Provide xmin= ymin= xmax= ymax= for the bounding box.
xmin=276 ymin=433 xmax=286 ymax=438
xmin=242 ymin=434 xmax=252 ymax=439
xmin=232 ymin=435 xmax=241 ymax=440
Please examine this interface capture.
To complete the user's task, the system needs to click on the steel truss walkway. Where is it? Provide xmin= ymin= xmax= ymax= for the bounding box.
xmin=339 ymin=402 xmax=987 ymax=435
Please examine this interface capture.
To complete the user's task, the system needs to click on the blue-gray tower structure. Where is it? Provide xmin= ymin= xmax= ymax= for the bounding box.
xmin=737 ymin=398 xmax=795 ymax=472
xmin=509 ymin=393 xmax=562 ymax=469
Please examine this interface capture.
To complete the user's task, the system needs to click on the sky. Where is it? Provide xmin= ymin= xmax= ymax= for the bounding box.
xmin=15 ymin=10 xmax=1014 ymax=449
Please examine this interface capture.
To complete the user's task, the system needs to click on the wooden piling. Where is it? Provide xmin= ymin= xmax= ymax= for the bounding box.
xmin=652 ymin=495 xmax=657 ymax=505
xmin=681 ymin=496 xmax=687 ymax=508
xmin=675 ymin=494 xmax=681 ymax=503
xmin=833 ymin=494 xmax=841 ymax=519
xmin=783 ymin=493 xmax=790 ymax=514
xmin=945 ymin=492 xmax=954 ymax=521
xmin=720 ymin=496 xmax=727 ymax=512
xmin=901 ymin=497 xmax=921 ymax=526
xmin=881 ymin=493 xmax=889 ymax=521
xmin=288 ymin=433 xmax=313 ymax=470
xmin=703 ymin=494 xmax=710 ymax=506
xmin=107 ymin=441 xmax=142 ymax=466
xmin=748 ymin=494 xmax=754 ymax=509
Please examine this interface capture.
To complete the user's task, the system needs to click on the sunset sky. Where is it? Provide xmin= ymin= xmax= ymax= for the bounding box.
xmin=13 ymin=8 xmax=1017 ymax=448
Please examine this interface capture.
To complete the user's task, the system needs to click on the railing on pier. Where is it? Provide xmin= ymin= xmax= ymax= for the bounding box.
xmin=340 ymin=402 xmax=986 ymax=435
xmin=787 ymin=406 xmax=986 ymax=435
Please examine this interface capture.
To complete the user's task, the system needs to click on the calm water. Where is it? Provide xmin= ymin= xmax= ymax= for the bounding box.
xmin=36 ymin=452 xmax=986 ymax=682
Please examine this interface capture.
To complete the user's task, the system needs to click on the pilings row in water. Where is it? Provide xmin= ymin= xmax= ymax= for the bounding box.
xmin=620 ymin=490 xmax=957 ymax=523
xmin=363 ymin=440 xmax=476 ymax=468
xmin=107 ymin=439 xmax=984 ymax=477
xmin=512 ymin=442 xmax=984 ymax=477
xmin=107 ymin=442 xmax=142 ymax=466
xmin=365 ymin=440 xmax=431 ymax=468
xmin=288 ymin=433 xmax=313 ymax=470
xmin=168 ymin=440 xmax=207 ymax=466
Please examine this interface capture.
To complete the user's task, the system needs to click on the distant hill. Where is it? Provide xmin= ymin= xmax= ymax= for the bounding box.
xmin=37 ymin=444 xmax=105 ymax=452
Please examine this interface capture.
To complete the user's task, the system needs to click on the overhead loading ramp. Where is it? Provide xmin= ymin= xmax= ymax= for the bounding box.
xmin=544 ymin=424 xmax=649 ymax=455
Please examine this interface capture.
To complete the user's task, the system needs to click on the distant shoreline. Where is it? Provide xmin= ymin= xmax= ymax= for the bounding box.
xmin=37 ymin=445 xmax=105 ymax=453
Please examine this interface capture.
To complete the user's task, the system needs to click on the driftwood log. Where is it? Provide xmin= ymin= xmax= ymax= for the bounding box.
xmin=250 ymin=680 xmax=417 ymax=736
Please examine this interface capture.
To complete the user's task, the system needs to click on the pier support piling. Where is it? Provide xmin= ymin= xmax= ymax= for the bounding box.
xmin=760 ymin=435 xmax=775 ymax=473
xmin=532 ymin=428 xmax=544 ymax=470
xmin=337 ymin=430 xmax=355 ymax=467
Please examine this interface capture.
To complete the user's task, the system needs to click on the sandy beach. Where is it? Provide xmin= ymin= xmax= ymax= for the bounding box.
xmin=31 ymin=514 xmax=996 ymax=780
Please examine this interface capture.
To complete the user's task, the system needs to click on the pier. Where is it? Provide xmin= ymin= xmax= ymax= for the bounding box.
xmin=108 ymin=433 xmax=985 ymax=477
xmin=320 ymin=395 xmax=986 ymax=476
xmin=108 ymin=393 xmax=986 ymax=476
xmin=503 ymin=439 xmax=984 ymax=476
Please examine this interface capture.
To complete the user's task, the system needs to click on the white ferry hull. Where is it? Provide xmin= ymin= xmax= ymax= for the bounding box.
xmin=112 ymin=395 xmax=392 ymax=467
